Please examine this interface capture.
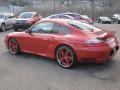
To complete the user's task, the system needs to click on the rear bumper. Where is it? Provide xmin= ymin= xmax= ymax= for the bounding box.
xmin=75 ymin=45 xmax=119 ymax=63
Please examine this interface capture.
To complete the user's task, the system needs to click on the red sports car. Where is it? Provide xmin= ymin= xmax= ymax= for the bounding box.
xmin=4 ymin=19 xmax=119 ymax=68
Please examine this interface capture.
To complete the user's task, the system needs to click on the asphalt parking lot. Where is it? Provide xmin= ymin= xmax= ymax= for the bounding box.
xmin=0 ymin=23 xmax=120 ymax=90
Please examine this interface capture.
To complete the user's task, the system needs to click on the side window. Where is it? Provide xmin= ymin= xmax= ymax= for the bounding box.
xmin=52 ymin=24 xmax=71 ymax=34
xmin=6 ymin=15 xmax=14 ymax=19
xmin=50 ymin=16 xmax=56 ymax=19
xmin=60 ymin=15 xmax=69 ymax=19
xmin=31 ymin=22 xmax=54 ymax=33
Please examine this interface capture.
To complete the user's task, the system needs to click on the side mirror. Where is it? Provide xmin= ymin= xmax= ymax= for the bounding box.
xmin=25 ymin=30 xmax=32 ymax=33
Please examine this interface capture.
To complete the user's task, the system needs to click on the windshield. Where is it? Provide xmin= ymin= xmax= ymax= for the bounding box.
xmin=101 ymin=17 xmax=109 ymax=20
xmin=64 ymin=14 xmax=80 ymax=19
xmin=0 ymin=15 xmax=5 ymax=19
xmin=81 ymin=15 xmax=90 ymax=19
xmin=19 ymin=12 xmax=34 ymax=18
xmin=67 ymin=20 xmax=100 ymax=31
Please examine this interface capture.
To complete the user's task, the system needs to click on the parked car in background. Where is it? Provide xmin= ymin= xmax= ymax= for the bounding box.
xmin=79 ymin=15 xmax=93 ymax=24
xmin=46 ymin=14 xmax=88 ymax=23
xmin=5 ymin=19 xmax=119 ymax=68
xmin=61 ymin=12 xmax=93 ymax=24
xmin=13 ymin=12 xmax=41 ymax=31
xmin=0 ymin=13 xmax=16 ymax=32
xmin=112 ymin=14 xmax=120 ymax=24
xmin=97 ymin=16 xmax=112 ymax=24
xmin=46 ymin=14 xmax=74 ymax=19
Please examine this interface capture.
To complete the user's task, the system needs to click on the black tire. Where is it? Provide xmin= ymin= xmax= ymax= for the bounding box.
xmin=0 ymin=24 xmax=5 ymax=32
xmin=8 ymin=38 xmax=20 ymax=55
xmin=56 ymin=45 xmax=77 ymax=68
xmin=98 ymin=20 xmax=100 ymax=23
xmin=118 ymin=21 xmax=120 ymax=24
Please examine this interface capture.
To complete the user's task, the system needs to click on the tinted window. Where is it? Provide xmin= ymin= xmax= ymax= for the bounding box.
xmin=50 ymin=16 xmax=57 ymax=18
xmin=81 ymin=15 xmax=90 ymax=19
xmin=19 ymin=12 xmax=34 ymax=18
xmin=67 ymin=20 xmax=100 ymax=31
xmin=67 ymin=14 xmax=81 ymax=19
xmin=59 ymin=15 xmax=70 ymax=19
xmin=31 ymin=22 xmax=54 ymax=33
xmin=52 ymin=24 xmax=71 ymax=34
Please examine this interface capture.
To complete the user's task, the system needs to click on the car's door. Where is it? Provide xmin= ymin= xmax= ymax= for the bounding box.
xmin=21 ymin=22 xmax=54 ymax=54
xmin=4 ymin=15 xmax=15 ymax=28
xmin=7 ymin=15 xmax=16 ymax=28
xmin=4 ymin=16 xmax=9 ymax=28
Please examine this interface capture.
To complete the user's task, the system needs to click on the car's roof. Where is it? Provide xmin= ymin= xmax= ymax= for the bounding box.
xmin=41 ymin=19 xmax=71 ymax=23
xmin=62 ymin=12 xmax=80 ymax=15
xmin=20 ymin=12 xmax=37 ymax=15
xmin=46 ymin=14 xmax=61 ymax=18
xmin=46 ymin=14 xmax=73 ymax=19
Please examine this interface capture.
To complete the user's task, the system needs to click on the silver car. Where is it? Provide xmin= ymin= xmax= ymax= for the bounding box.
xmin=0 ymin=13 xmax=16 ymax=32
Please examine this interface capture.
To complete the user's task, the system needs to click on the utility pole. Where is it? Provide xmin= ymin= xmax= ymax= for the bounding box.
xmin=53 ymin=0 xmax=56 ymax=14
xmin=11 ymin=0 xmax=14 ymax=14
xmin=91 ymin=0 xmax=94 ymax=22
xmin=103 ymin=0 xmax=105 ymax=16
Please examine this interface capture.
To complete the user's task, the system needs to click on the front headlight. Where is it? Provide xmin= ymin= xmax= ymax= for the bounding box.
xmin=85 ymin=38 xmax=103 ymax=44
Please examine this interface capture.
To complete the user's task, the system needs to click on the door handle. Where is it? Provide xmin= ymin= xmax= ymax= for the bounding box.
xmin=49 ymin=37 xmax=55 ymax=40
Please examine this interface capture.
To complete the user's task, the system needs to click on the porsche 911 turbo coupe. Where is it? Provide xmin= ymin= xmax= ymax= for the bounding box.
xmin=4 ymin=19 xmax=119 ymax=68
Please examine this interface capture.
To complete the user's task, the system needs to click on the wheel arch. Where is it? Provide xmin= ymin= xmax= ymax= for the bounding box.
xmin=54 ymin=44 xmax=77 ymax=59
xmin=1 ymin=22 xmax=5 ymax=27
xmin=8 ymin=37 xmax=21 ymax=50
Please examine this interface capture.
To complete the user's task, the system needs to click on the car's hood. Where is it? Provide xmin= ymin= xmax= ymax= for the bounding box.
xmin=16 ymin=18 xmax=31 ymax=21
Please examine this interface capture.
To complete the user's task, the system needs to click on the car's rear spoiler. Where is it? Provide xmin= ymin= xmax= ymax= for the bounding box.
xmin=97 ymin=31 xmax=116 ymax=39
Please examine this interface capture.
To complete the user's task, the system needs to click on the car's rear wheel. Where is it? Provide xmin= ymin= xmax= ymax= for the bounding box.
xmin=8 ymin=38 xmax=20 ymax=55
xmin=56 ymin=45 xmax=77 ymax=68
xmin=1 ymin=24 xmax=5 ymax=32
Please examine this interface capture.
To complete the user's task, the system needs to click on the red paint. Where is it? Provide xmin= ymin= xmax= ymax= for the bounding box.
xmin=5 ymin=19 xmax=119 ymax=63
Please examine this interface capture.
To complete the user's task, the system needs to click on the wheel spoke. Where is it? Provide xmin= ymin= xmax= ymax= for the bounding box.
xmin=65 ymin=49 xmax=70 ymax=55
xmin=9 ymin=39 xmax=18 ymax=54
xmin=57 ymin=47 xmax=74 ymax=68
xmin=60 ymin=50 xmax=65 ymax=57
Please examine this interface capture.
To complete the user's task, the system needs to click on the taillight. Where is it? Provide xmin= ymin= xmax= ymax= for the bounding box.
xmin=86 ymin=39 xmax=103 ymax=44
xmin=85 ymin=38 xmax=105 ymax=46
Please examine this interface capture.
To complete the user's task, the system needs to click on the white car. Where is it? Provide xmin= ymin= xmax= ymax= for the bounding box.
xmin=0 ymin=13 xmax=16 ymax=32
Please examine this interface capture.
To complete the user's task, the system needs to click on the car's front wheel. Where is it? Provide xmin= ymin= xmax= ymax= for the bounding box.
xmin=8 ymin=38 xmax=20 ymax=55
xmin=56 ymin=45 xmax=77 ymax=68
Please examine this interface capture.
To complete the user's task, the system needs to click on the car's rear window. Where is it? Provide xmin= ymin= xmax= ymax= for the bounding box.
xmin=19 ymin=12 xmax=34 ymax=18
xmin=68 ymin=14 xmax=80 ymax=19
xmin=100 ymin=17 xmax=109 ymax=20
xmin=81 ymin=15 xmax=90 ymax=19
xmin=67 ymin=20 xmax=100 ymax=31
